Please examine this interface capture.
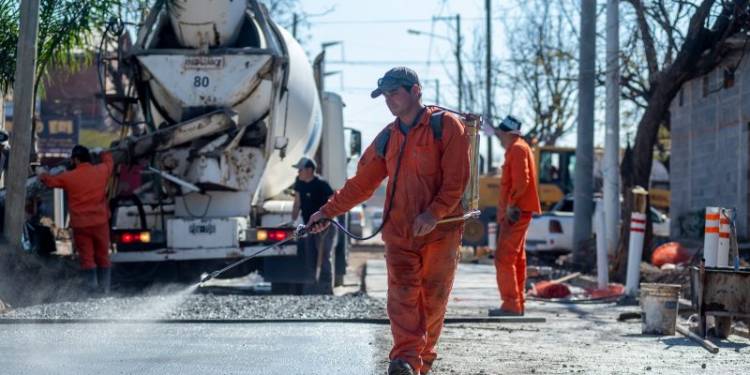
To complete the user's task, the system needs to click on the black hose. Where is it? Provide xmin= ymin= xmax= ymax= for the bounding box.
xmin=200 ymin=215 xmax=383 ymax=284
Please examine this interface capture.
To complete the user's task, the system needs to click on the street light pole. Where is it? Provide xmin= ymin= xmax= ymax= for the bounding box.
xmin=485 ymin=0 xmax=493 ymax=173
xmin=410 ymin=14 xmax=462 ymax=112
xmin=574 ymin=0 xmax=596 ymax=263
xmin=605 ymin=0 xmax=621 ymax=255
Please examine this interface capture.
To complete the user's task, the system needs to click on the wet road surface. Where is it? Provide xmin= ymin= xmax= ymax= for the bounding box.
xmin=0 ymin=322 xmax=378 ymax=374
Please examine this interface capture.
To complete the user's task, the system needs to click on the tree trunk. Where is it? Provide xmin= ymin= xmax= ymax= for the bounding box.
xmin=613 ymin=78 xmax=679 ymax=281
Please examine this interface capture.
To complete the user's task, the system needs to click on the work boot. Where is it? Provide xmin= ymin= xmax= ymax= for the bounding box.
xmin=97 ymin=267 xmax=112 ymax=295
xmin=81 ymin=269 xmax=98 ymax=294
xmin=387 ymin=358 xmax=415 ymax=375
xmin=488 ymin=308 xmax=524 ymax=317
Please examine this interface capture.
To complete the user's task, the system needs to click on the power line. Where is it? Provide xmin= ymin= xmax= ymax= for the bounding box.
xmin=325 ymin=59 xmax=516 ymax=66
xmin=311 ymin=16 xmax=513 ymax=25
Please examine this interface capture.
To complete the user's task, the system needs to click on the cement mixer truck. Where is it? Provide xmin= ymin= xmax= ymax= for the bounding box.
xmin=96 ymin=0 xmax=360 ymax=292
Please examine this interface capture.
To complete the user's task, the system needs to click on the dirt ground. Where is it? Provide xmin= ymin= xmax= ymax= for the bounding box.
xmin=354 ymin=246 xmax=750 ymax=375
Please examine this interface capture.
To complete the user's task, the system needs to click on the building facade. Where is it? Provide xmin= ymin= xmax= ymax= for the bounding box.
xmin=670 ymin=38 xmax=750 ymax=239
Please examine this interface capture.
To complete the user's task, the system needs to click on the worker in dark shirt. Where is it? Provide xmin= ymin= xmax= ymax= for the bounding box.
xmin=291 ymin=156 xmax=336 ymax=294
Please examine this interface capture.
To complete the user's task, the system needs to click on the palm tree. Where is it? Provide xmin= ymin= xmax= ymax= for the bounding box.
xmin=0 ymin=0 xmax=121 ymax=95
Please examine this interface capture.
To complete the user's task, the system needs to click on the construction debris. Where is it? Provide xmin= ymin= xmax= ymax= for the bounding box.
xmin=651 ymin=242 xmax=695 ymax=268
xmin=617 ymin=312 xmax=641 ymax=322
xmin=530 ymin=272 xmax=580 ymax=299
xmin=732 ymin=326 xmax=750 ymax=339
xmin=676 ymin=325 xmax=720 ymax=354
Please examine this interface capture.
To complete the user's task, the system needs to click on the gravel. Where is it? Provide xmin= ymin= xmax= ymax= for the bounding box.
xmin=0 ymin=286 xmax=386 ymax=320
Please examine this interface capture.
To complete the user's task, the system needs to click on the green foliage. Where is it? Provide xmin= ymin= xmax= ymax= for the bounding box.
xmin=0 ymin=0 xmax=121 ymax=94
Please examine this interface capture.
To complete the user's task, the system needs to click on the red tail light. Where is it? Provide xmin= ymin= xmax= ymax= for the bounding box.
xmin=119 ymin=231 xmax=151 ymax=244
xmin=549 ymin=220 xmax=563 ymax=234
xmin=121 ymin=233 xmax=135 ymax=244
xmin=267 ymin=230 xmax=288 ymax=241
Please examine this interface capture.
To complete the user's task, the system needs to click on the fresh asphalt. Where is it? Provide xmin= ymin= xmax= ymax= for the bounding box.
xmin=0 ymin=322 xmax=378 ymax=374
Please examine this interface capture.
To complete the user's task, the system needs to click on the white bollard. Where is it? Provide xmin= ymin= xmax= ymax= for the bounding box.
xmin=487 ymin=222 xmax=497 ymax=251
xmin=594 ymin=199 xmax=609 ymax=290
xmin=625 ymin=212 xmax=647 ymax=296
xmin=703 ymin=207 xmax=720 ymax=267
xmin=717 ymin=209 xmax=731 ymax=267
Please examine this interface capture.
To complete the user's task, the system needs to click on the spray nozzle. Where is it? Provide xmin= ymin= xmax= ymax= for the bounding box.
xmin=199 ymin=270 xmax=221 ymax=285
xmin=294 ymin=224 xmax=308 ymax=240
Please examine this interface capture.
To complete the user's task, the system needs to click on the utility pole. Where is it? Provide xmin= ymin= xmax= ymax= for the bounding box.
xmin=573 ymin=0 xmax=596 ymax=264
xmin=429 ymin=15 xmax=462 ymax=112
xmin=292 ymin=13 xmax=298 ymax=39
xmin=456 ymin=14 xmax=462 ymax=112
xmin=604 ymin=0 xmax=621 ymax=255
xmin=434 ymin=79 xmax=440 ymax=105
xmin=4 ymin=0 xmax=40 ymax=246
xmin=485 ymin=0 xmax=493 ymax=173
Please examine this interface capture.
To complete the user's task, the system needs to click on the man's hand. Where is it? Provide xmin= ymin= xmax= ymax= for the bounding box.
xmin=413 ymin=211 xmax=438 ymax=237
xmin=506 ymin=205 xmax=521 ymax=225
xmin=306 ymin=211 xmax=330 ymax=234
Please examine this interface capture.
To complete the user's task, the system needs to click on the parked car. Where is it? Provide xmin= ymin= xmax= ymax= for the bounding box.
xmin=526 ymin=195 xmax=670 ymax=253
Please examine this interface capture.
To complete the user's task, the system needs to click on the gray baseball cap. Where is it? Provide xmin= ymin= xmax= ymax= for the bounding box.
xmin=370 ymin=67 xmax=421 ymax=98
xmin=292 ymin=156 xmax=317 ymax=171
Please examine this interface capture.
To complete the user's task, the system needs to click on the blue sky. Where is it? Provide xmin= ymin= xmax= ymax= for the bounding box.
xmin=295 ymin=0 xmax=517 ymax=165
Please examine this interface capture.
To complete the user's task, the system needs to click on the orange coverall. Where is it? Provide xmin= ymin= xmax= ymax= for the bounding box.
xmin=320 ymin=107 xmax=470 ymax=373
xmin=496 ymin=137 xmax=541 ymax=313
xmin=41 ymin=152 xmax=114 ymax=270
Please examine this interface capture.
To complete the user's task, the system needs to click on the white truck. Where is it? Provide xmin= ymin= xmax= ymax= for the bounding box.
xmin=104 ymin=0 xmax=359 ymax=291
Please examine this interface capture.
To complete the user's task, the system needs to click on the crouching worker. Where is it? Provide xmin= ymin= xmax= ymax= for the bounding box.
xmin=39 ymin=145 xmax=114 ymax=294
xmin=307 ymin=67 xmax=470 ymax=375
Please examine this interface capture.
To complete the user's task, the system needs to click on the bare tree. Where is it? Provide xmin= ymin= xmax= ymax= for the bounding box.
xmin=613 ymin=0 xmax=750 ymax=279
xmin=502 ymin=1 xmax=579 ymax=146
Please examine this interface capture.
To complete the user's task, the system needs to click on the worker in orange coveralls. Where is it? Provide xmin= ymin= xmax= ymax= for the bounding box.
xmin=308 ymin=67 xmax=470 ymax=375
xmin=39 ymin=145 xmax=114 ymax=294
xmin=489 ymin=116 xmax=541 ymax=316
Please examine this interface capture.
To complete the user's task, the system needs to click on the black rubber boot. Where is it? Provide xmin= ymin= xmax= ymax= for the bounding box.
xmin=81 ymin=269 xmax=98 ymax=294
xmin=97 ymin=267 xmax=111 ymax=295
xmin=388 ymin=358 xmax=415 ymax=375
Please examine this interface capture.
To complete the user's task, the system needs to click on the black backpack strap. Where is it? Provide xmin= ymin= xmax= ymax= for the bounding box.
xmin=429 ymin=111 xmax=445 ymax=140
xmin=374 ymin=127 xmax=391 ymax=158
